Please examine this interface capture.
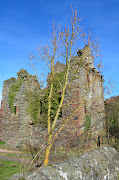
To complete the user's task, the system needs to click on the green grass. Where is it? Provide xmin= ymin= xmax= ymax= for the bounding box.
xmin=0 ymin=160 xmax=21 ymax=180
xmin=0 ymin=141 xmax=9 ymax=149
xmin=0 ymin=141 xmax=6 ymax=145
xmin=5 ymin=153 xmax=18 ymax=158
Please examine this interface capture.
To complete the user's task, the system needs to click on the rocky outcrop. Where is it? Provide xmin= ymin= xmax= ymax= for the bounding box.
xmin=9 ymin=146 xmax=119 ymax=180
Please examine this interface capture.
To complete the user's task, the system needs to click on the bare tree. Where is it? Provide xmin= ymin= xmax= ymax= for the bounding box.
xmin=28 ymin=8 xmax=103 ymax=168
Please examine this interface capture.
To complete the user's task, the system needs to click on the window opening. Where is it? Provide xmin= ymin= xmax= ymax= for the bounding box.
xmin=14 ymin=106 xmax=17 ymax=114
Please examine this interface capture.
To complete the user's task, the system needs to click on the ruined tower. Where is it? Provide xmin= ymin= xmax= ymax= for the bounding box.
xmin=0 ymin=46 xmax=105 ymax=148
xmin=62 ymin=45 xmax=105 ymax=134
xmin=0 ymin=69 xmax=46 ymax=148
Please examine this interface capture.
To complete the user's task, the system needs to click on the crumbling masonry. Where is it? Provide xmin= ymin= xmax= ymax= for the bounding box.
xmin=0 ymin=46 xmax=105 ymax=148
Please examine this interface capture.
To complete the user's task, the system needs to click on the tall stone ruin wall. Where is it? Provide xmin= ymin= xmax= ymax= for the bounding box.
xmin=0 ymin=101 xmax=4 ymax=132
xmin=62 ymin=46 xmax=105 ymax=136
xmin=0 ymin=46 xmax=105 ymax=148
xmin=0 ymin=70 xmax=47 ymax=148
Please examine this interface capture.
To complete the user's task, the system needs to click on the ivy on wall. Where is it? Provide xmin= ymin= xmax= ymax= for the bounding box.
xmin=84 ymin=114 xmax=91 ymax=132
xmin=8 ymin=78 xmax=23 ymax=113
xmin=25 ymin=90 xmax=41 ymax=125
xmin=8 ymin=69 xmax=65 ymax=124
xmin=41 ymin=71 xmax=65 ymax=122
xmin=25 ymin=71 xmax=65 ymax=126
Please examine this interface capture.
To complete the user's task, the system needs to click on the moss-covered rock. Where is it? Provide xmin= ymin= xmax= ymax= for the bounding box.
xmin=9 ymin=146 xmax=119 ymax=180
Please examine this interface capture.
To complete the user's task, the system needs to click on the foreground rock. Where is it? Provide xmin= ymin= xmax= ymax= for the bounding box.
xmin=9 ymin=146 xmax=119 ymax=180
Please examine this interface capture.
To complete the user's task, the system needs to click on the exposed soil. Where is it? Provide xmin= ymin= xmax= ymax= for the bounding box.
xmin=0 ymin=149 xmax=16 ymax=153
xmin=0 ymin=148 xmax=31 ymax=163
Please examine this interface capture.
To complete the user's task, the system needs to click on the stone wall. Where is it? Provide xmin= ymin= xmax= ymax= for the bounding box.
xmin=0 ymin=46 xmax=105 ymax=148
xmin=0 ymin=69 xmax=47 ymax=148
xmin=0 ymin=101 xmax=4 ymax=134
xmin=47 ymin=61 xmax=65 ymax=87
xmin=9 ymin=146 xmax=119 ymax=180
xmin=62 ymin=46 xmax=105 ymax=135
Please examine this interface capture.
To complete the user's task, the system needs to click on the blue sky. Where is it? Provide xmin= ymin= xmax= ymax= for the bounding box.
xmin=0 ymin=0 xmax=119 ymax=103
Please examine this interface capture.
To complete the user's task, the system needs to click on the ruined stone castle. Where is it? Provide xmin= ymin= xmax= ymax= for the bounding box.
xmin=0 ymin=46 xmax=105 ymax=148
